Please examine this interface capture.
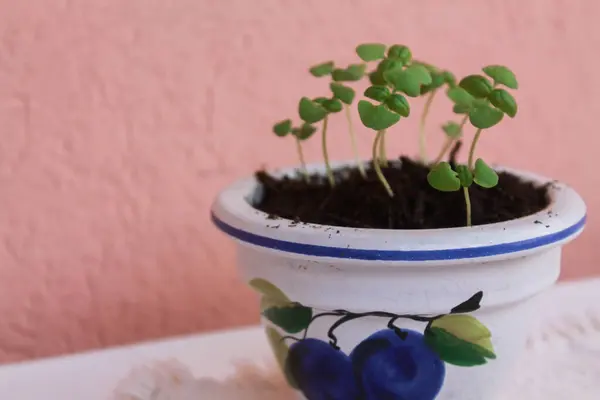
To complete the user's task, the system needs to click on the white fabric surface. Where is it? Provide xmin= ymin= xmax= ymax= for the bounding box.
xmin=112 ymin=279 xmax=600 ymax=400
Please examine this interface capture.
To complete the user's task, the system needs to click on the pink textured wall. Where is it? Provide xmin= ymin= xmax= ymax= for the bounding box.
xmin=0 ymin=0 xmax=598 ymax=363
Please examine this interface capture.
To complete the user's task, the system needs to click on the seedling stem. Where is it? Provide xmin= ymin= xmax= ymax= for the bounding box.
xmin=463 ymin=187 xmax=472 ymax=226
xmin=468 ymin=129 xmax=482 ymax=171
xmin=419 ymin=90 xmax=437 ymax=163
xmin=379 ymin=130 xmax=388 ymax=167
xmin=344 ymin=104 xmax=366 ymax=178
xmin=373 ymin=130 xmax=394 ymax=197
xmin=295 ymin=137 xmax=309 ymax=182
xmin=321 ymin=115 xmax=335 ymax=186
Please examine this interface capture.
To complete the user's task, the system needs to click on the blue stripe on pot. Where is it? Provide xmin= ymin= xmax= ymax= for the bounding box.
xmin=211 ymin=213 xmax=586 ymax=261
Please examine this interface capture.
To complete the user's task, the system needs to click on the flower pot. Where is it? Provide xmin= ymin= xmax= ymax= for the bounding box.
xmin=211 ymin=162 xmax=586 ymax=400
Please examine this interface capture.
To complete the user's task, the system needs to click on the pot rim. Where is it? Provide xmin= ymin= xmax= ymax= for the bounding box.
xmin=211 ymin=161 xmax=586 ymax=262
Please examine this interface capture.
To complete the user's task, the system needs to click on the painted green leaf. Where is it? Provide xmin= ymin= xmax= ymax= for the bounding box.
xmin=427 ymin=162 xmax=460 ymax=192
xmin=263 ymin=303 xmax=313 ymax=334
xmin=356 ymin=43 xmax=387 ymax=62
xmin=421 ymin=71 xmax=446 ymax=94
xmin=469 ymin=104 xmax=504 ymax=129
xmin=369 ymin=70 xmax=387 ymax=85
xmin=330 ymin=83 xmax=355 ymax=105
xmin=273 ymin=119 xmax=292 ymax=137
xmin=459 ymin=75 xmax=494 ymax=98
xmin=364 ymin=85 xmax=391 ymax=102
xmin=332 ymin=64 xmax=367 ymax=82
xmin=265 ymin=327 xmax=298 ymax=389
xmin=385 ymin=93 xmax=410 ymax=117
xmin=377 ymin=58 xmax=403 ymax=74
xmin=456 ymin=165 xmax=473 ymax=188
xmin=385 ymin=64 xmax=432 ymax=97
xmin=298 ymin=97 xmax=328 ymax=123
xmin=425 ymin=314 xmax=496 ymax=367
xmin=292 ymin=123 xmax=317 ymax=141
xmin=249 ymin=278 xmax=290 ymax=302
xmin=357 ymin=100 xmax=401 ymax=131
xmin=442 ymin=121 xmax=462 ymax=139
xmin=483 ymin=65 xmax=518 ymax=89
xmin=387 ymin=44 xmax=412 ymax=64
xmin=447 ymin=87 xmax=475 ymax=108
xmin=323 ymin=98 xmax=343 ymax=113
xmin=473 ymin=158 xmax=499 ymax=188
xmin=309 ymin=61 xmax=334 ymax=77
xmin=488 ymin=89 xmax=517 ymax=118
xmin=453 ymin=104 xmax=470 ymax=114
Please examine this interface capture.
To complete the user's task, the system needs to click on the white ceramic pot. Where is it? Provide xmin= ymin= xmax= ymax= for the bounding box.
xmin=211 ymin=163 xmax=586 ymax=400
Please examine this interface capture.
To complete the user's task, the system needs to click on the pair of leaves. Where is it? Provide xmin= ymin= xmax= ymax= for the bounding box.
xmin=384 ymin=64 xmax=432 ymax=97
xmin=356 ymin=43 xmax=412 ymax=64
xmin=309 ymin=61 xmax=335 ymax=78
xmin=299 ymin=96 xmax=342 ymax=123
xmin=442 ymin=121 xmax=463 ymax=139
xmin=424 ymin=314 xmax=496 ymax=367
xmin=273 ymin=119 xmax=316 ymax=140
xmin=249 ymin=278 xmax=313 ymax=334
xmin=483 ymin=65 xmax=518 ymax=89
xmin=358 ymin=100 xmax=401 ymax=131
xmin=427 ymin=159 xmax=498 ymax=192
xmin=364 ymin=86 xmax=410 ymax=117
xmin=332 ymin=64 xmax=367 ymax=82
xmin=447 ymin=86 xmax=511 ymax=129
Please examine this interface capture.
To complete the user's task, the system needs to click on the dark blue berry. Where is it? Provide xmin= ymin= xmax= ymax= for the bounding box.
xmin=286 ymin=338 xmax=361 ymax=400
xmin=350 ymin=329 xmax=445 ymax=400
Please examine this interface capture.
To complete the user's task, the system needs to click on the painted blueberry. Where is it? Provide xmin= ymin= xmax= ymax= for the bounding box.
xmin=286 ymin=338 xmax=361 ymax=400
xmin=350 ymin=329 xmax=445 ymax=400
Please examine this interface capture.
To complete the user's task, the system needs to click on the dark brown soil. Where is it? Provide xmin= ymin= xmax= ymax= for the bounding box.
xmin=253 ymin=153 xmax=551 ymax=230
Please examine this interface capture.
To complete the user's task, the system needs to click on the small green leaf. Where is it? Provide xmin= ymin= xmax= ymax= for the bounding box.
xmin=447 ymin=87 xmax=475 ymax=108
xmin=483 ymin=65 xmax=518 ymax=89
xmin=298 ymin=97 xmax=328 ymax=123
xmin=377 ymin=58 xmax=403 ymax=74
xmin=425 ymin=314 xmax=496 ymax=367
xmin=309 ymin=61 xmax=334 ymax=77
xmin=456 ymin=165 xmax=473 ymax=188
xmin=453 ymin=104 xmax=470 ymax=114
xmin=292 ymin=123 xmax=317 ymax=141
xmin=469 ymin=104 xmax=504 ymax=129
xmin=265 ymin=327 xmax=299 ymax=389
xmin=332 ymin=64 xmax=367 ymax=82
xmin=459 ymin=75 xmax=494 ymax=98
xmin=263 ymin=303 xmax=313 ymax=334
xmin=427 ymin=162 xmax=461 ymax=192
xmin=358 ymin=100 xmax=401 ymax=131
xmin=356 ymin=43 xmax=387 ymax=62
xmin=364 ymin=85 xmax=391 ymax=102
xmin=385 ymin=65 xmax=432 ymax=97
xmin=488 ymin=89 xmax=517 ymax=118
xmin=322 ymin=98 xmax=343 ymax=113
xmin=442 ymin=121 xmax=462 ymax=139
xmin=387 ymin=45 xmax=412 ymax=64
xmin=273 ymin=119 xmax=292 ymax=137
xmin=249 ymin=278 xmax=290 ymax=302
xmin=443 ymin=71 xmax=457 ymax=86
xmin=330 ymin=83 xmax=355 ymax=105
xmin=369 ymin=70 xmax=387 ymax=85
xmin=473 ymin=158 xmax=499 ymax=188
xmin=421 ymin=71 xmax=446 ymax=94
xmin=385 ymin=93 xmax=410 ymax=117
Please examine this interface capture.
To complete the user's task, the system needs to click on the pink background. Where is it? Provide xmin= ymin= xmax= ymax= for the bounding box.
xmin=0 ymin=0 xmax=597 ymax=363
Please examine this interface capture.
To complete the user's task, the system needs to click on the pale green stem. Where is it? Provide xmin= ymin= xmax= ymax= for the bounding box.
xmin=295 ymin=137 xmax=309 ymax=183
xmin=419 ymin=90 xmax=437 ymax=163
xmin=322 ymin=115 xmax=335 ymax=187
xmin=468 ymin=128 xmax=483 ymax=171
xmin=378 ymin=129 xmax=388 ymax=167
xmin=463 ymin=186 xmax=472 ymax=227
xmin=373 ymin=131 xmax=394 ymax=197
xmin=432 ymin=114 xmax=469 ymax=165
xmin=344 ymin=104 xmax=366 ymax=178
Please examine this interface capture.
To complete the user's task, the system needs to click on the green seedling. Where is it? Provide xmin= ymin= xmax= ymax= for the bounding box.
xmin=309 ymin=58 xmax=367 ymax=178
xmin=272 ymin=119 xmax=316 ymax=182
xmin=298 ymin=96 xmax=343 ymax=187
xmin=428 ymin=65 xmax=518 ymax=226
